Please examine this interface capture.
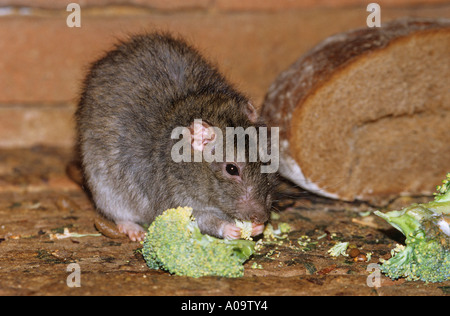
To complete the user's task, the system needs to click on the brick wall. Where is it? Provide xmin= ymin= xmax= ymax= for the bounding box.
xmin=1 ymin=0 xmax=449 ymax=148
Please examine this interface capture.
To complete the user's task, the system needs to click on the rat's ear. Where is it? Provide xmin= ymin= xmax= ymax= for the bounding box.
xmin=245 ymin=101 xmax=259 ymax=123
xmin=188 ymin=119 xmax=216 ymax=152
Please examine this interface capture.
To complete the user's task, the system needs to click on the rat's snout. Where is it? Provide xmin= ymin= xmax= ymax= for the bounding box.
xmin=236 ymin=187 xmax=270 ymax=223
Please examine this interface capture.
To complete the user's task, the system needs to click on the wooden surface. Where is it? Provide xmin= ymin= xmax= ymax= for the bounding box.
xmin=0 ymin=147 xmax=448 ymax=296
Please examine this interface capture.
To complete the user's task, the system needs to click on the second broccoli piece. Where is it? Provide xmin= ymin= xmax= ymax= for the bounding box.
xmin=141 ymin=206 xmax=255 ymax=278
xmin=375 ymin=173 xmax=450 ymax=283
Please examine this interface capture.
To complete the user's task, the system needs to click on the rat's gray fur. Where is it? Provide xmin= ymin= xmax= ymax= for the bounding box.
xmin=76 ymin=33 xmax=277 ymax=239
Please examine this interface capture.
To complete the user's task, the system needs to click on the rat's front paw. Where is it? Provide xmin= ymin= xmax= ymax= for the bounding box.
xmin=117 ymin=221 xmax=146 ymax=242
xmin=251 ymin=223 xmax=265 ymax=237
xmin=222 ymin=223 xmax=242 ymax=240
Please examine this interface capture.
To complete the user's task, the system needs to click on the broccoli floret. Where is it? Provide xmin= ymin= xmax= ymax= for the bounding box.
xmin=141 ymin=206 xmax=255 ymax=278
xmin=279 ymin=222 xmax=291 ymax=234
xmin=375 ymin=173 xmax=450 ymax=282
xmin=434 ymin=173 xmax=450 ymax=203
xmin=327 ymin=242 xmax=349 ymax=257
xmin=235 ymin=219 xmax=253 ymax=240
xmin=262 ymin=223 xmax=289 ymax=241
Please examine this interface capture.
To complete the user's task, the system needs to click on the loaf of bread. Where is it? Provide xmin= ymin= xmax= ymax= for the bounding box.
xmin=261 ymin=18 xmax=450 ymax=203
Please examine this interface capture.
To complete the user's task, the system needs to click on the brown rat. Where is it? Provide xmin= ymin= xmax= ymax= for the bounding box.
xmin=76 ymin=33 xmax=278 ymax=241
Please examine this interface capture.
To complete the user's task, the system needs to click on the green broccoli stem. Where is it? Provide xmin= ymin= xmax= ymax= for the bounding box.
xmin=374 ymin=205 xmax=430 ymax=237
xmin=425 ymin=201 xmax=450 ymax=214
xmin=375 ymin=199 xmax=450 ymax=237
xmin=188 ymin=220 xmax=255 ymax=261
xmin=435 ymin=191 xmax=450 ymax=203
xmin=224 ymin=239 xmax=255 ymax=261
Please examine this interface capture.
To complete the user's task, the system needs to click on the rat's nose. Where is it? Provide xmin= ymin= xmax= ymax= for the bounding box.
xmin=236 ymin=187 xmax=269 ymax=223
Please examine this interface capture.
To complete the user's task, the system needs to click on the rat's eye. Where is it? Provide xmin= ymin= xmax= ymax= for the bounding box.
xmin=225 ymin=164 xmax=239 ymax=176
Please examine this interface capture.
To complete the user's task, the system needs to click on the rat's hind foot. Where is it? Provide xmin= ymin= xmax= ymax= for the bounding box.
xmin=116 ymin=221 xmax=146 ymax=241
